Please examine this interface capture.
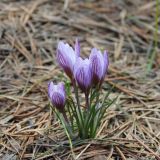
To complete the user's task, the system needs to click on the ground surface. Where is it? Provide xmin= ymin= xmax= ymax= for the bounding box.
xmin=0 ymin=0 xmax=160 ymax=159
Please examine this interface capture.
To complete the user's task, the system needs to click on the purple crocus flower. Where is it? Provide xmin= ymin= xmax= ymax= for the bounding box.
xmin=48 ymin=82 xmax=66 ymax=113
xmin=57 ymin=39 xmax=80 ymax=80
xmin=89 ymin=48 xmax=109 ymax=85
xmin=74 ymin=57 xmax=92 ymax=93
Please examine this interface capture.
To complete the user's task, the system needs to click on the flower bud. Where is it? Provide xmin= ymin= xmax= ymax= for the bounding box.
xmin=57 ymin=40 xmax=80 ymax=80
xmin=89 ymin=48 xmax=109 ymax=85
xmin=48 ymin=82 xmax=66 ymax=113
xmin=74 ymin=57 xmax=92 ymax=93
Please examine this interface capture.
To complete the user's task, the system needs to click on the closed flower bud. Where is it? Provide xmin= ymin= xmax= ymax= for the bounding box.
xmin=74 ymin=57 xmax=92 ymax=93
xmin=57 ymin=40 xmax=80 ymax=80
xmin=48 ymin=82 xmax=66 ymax=113
xmin=89 ymin=48 xmax=109 ymax=85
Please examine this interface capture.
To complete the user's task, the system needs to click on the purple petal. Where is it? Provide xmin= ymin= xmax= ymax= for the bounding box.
xmin=83 ymin=59 xmax=92 ymax=90
xmin=75 ymin=38 xmax=80 ymax=56
xmin=48 ymin=81 xmax=66 ymax=112
xmin=57 ymin=48 xmax=68 ymax=68
xmin=75 ymin=67 xmax=85 ymax=91
xmin=74 ymin=57 xmax=83 ymax=77
xmin=103 ymin=50 xmax=109 ymax=78
xmin=48 ymin=81 xmax=57 ymax=100
xmin=52 ymin=92 xmax=65 ymax=112
xmin=74 ymin=58 xmax=92 ymax=92
xmin=57 ymin=41 xmax=77 ymax=79
xmin=57 ymin=82 xmax=66 ymax=99
xmin=90 ymin=48 xmax=104 ymax=83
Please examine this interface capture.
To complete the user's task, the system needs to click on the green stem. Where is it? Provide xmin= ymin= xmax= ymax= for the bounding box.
xmin=57 ymin=111 xmax=75 ymax=158
xmin=72 ymin=80 xmax=80 ymax=108
xmin=96 ymin=85 xmax=101 ymax=104
xmin=72 ymin=79 xmax=84 ymax=126
xmin=85 ymin=91 xmax=89 ymax=111
xmin=147 ymin=0 xmax=159 ymax=71
xmin=62 ymin=111 xmax=75 ymax=138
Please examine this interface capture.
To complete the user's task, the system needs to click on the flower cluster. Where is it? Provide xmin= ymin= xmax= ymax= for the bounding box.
xmin=48 ymin=39 xmax=111 ymax=139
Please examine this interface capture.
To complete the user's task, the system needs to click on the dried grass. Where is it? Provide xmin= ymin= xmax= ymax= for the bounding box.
xmin=0 ymin=0 xmax=160 ymax=159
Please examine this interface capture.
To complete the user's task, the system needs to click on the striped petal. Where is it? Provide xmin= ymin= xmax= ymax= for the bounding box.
xmin=48 ymin=81 xmax=66 ymax=112
xmin=89 ymin=48 xmax=104 ymax=84
xmin=102 ymin=50 xmax=109 ymax=78
xmin=75 ymin=38 xmax=80 ymax=56
xmin=57 ymin=41 xmax=77 ymax=79
xmin=74 ymin=58 xmax=92 ymax=92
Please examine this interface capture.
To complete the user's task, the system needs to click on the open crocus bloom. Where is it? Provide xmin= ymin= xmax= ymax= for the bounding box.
xmin=57 ymin=39 xmax=80 ymax=80
xmin=48 ymin=82 xmax=66 ymax=113
xmin=74 ymin=57 xmax=92 ymax=93
xmin=89 ymin=48 xmax=109 ymax=85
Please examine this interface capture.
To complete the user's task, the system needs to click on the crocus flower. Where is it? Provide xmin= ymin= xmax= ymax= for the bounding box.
xmin=89 ymin=48 xmax=109 ymax=85
xmin=74 ymin=57 xmax=92 ymax=93
xmin=57 ymin=39 xmax=80 ymax=80
xmin=48 ymin=82 xmax=66 ymax=113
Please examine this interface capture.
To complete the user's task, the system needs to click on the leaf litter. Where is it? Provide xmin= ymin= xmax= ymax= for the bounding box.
xmin=0 ymin=0 xmax=160 ymax=159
